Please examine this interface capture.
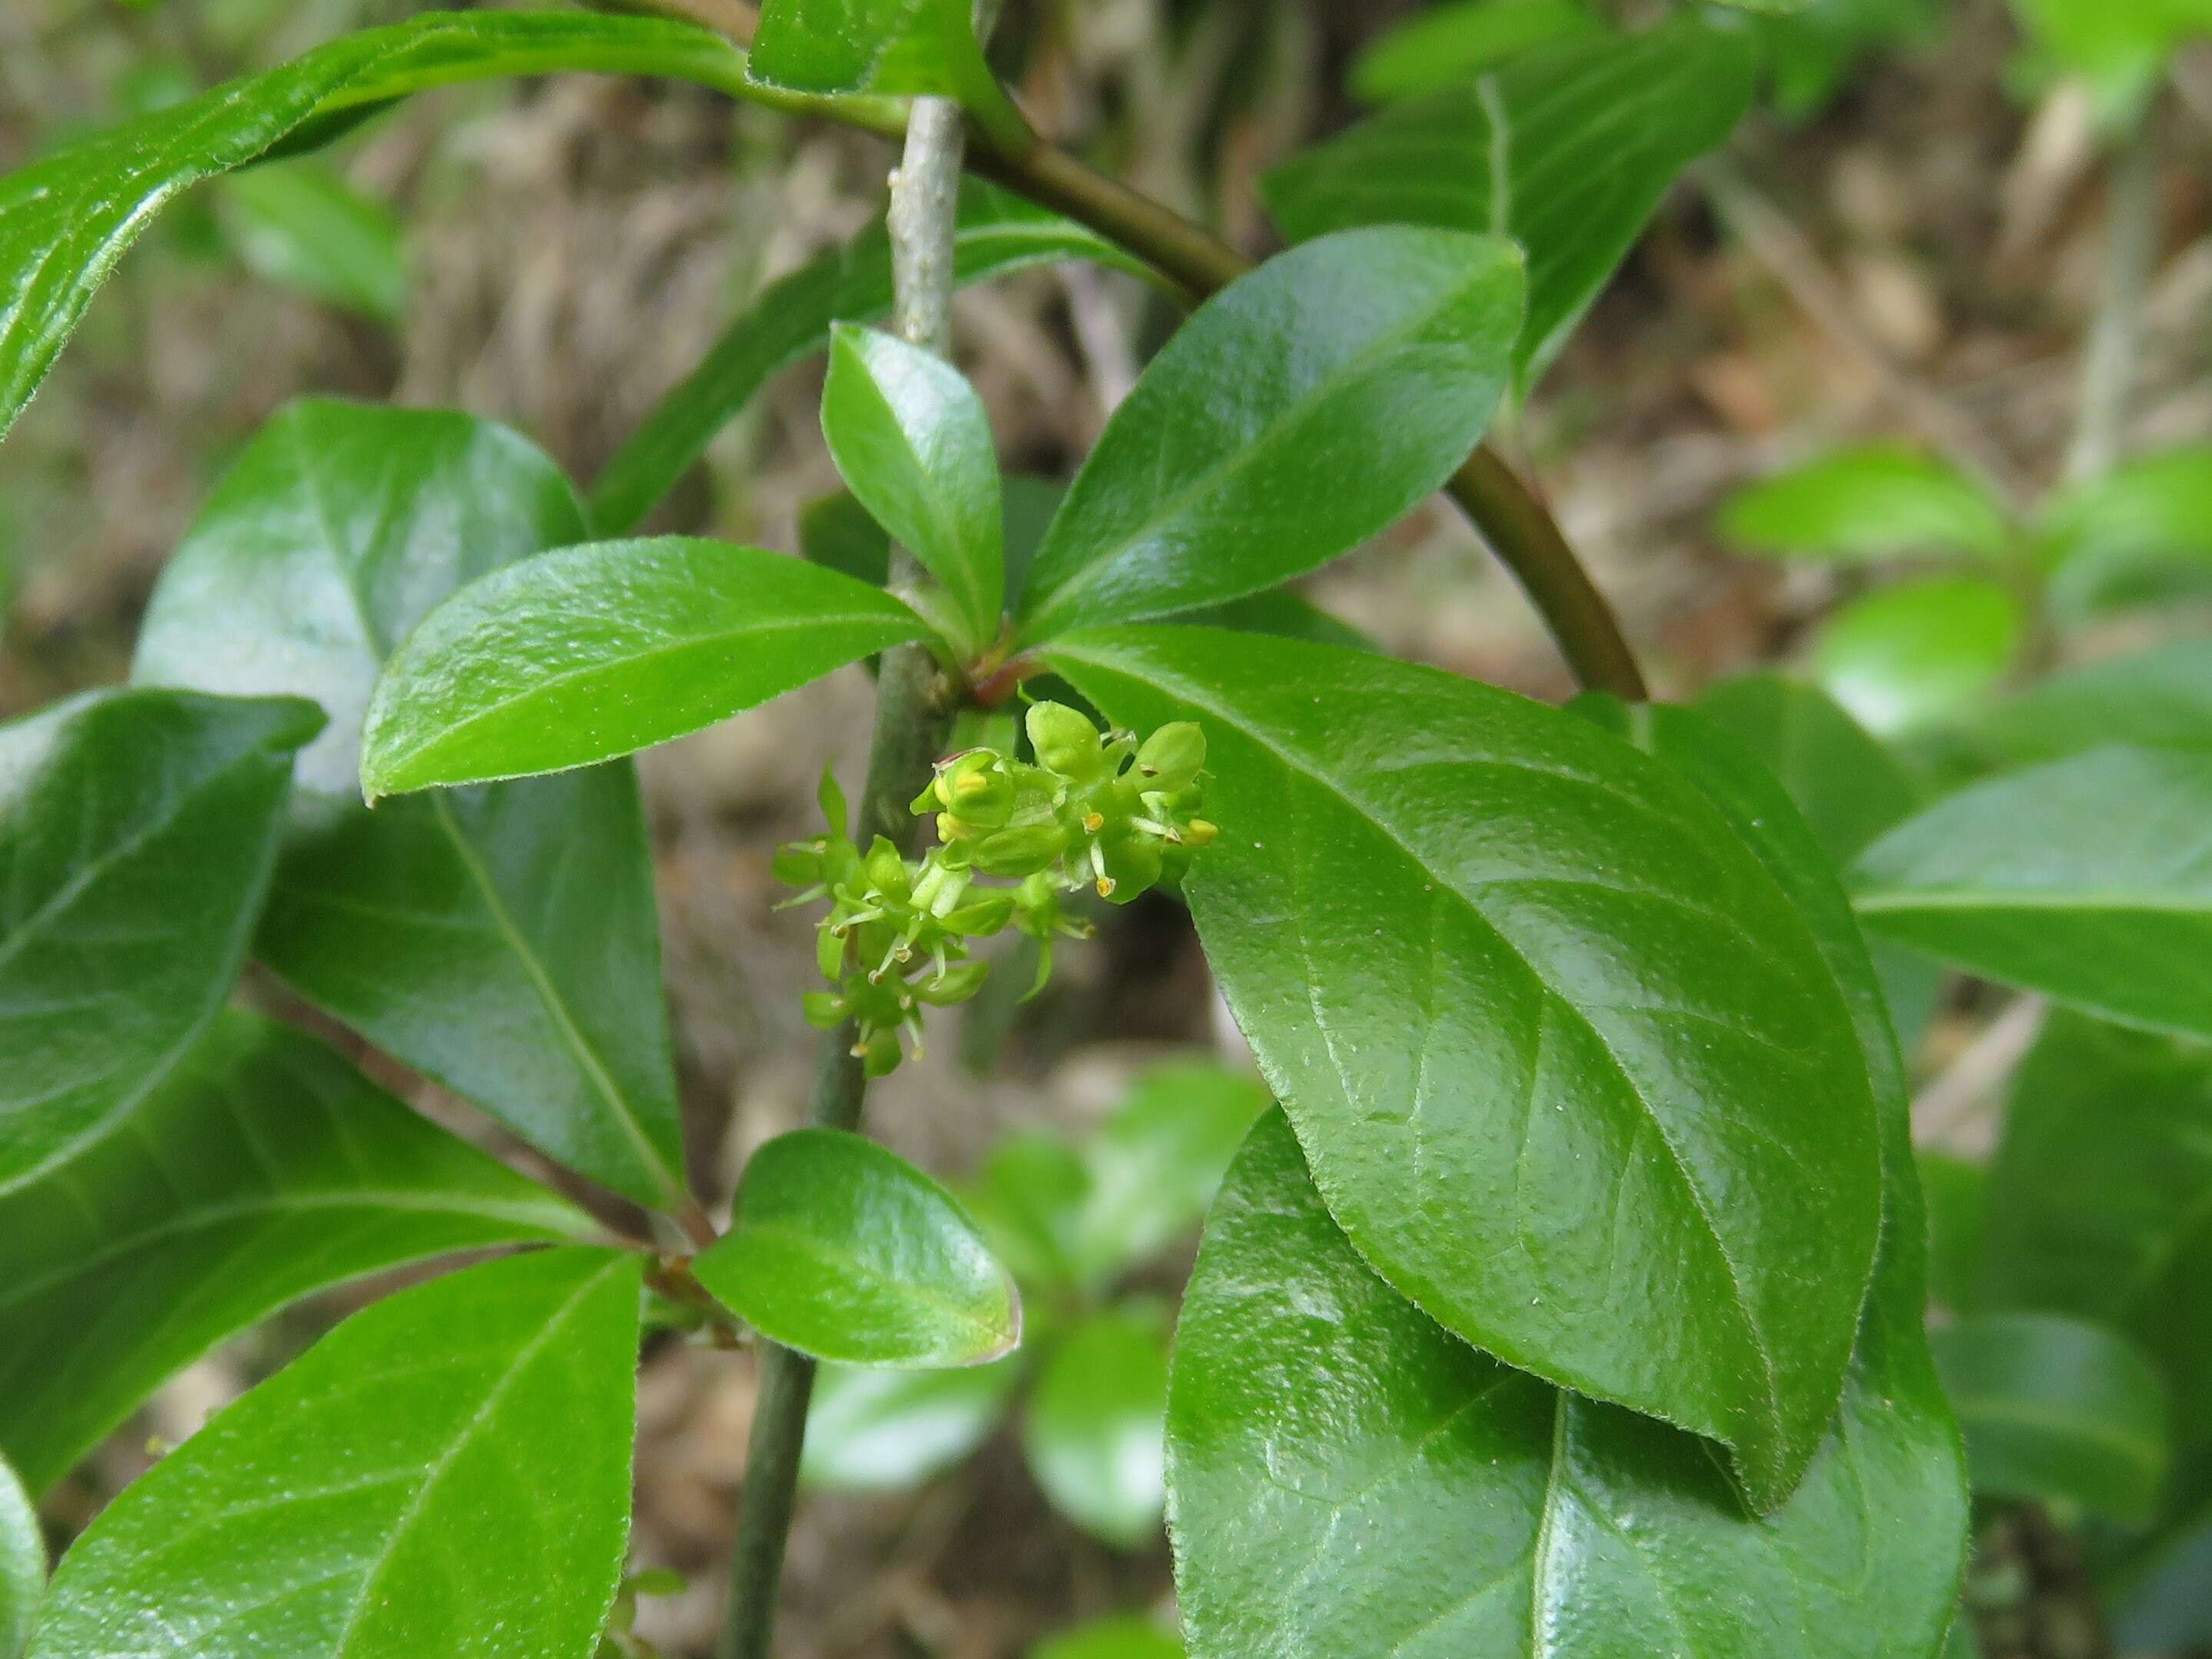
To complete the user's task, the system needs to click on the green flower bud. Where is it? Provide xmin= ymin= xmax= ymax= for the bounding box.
xmin=1182 ymin=817 xmax=1219 ymax=848
xmin=817 ymin=922 xmax=848 ymax=981
xmin=931 ymin=752 xmax=1017 ymax=829
xmin=939 ymin=891 xmax=1017 ymax=936
xmin=801 ymin=991 xmax=848 ymax=1029
xmin=859 ymin=1028 xmax=904 ymax=1078
xmin=1027 ymin=701 xmax=1105 ymax=781
xmin=915 ymin=960 xmax=991 ymax=1006
xmin=1135 ymin=722 xmax=1206 ymax=795
xmin=864 ymin=837 xmax=912 ymax=902
xmin=818 ymin=766 xmax=850 ymax=838
xmin=970 ymin=821 xmax=1069 ymax=878
xmin=1095 ymin=831 xmax=1163 ymax=902
xmin=773 ymin=841 xmax=825 ymax=888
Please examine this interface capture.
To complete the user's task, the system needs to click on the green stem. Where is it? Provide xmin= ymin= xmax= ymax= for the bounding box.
xmin=717 ymin=78 xmax=967 ymax=1659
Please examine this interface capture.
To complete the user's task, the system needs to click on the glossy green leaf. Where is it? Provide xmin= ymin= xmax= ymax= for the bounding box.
xmin=1970 ymin=638 xmax=2212 ymax=768
xmin=1854 ymin=747 xmax=2212 ymax=1039
xmin=1071 ymin=1064 xmax=1272 ymax=1285
xmin=218 ymin=160 xmax=408 ymax=323
xmin=799 ymin=491 xmax=891 ymax=587
xmin=1694 ymin=673 xmax=1941 ymax=1054
xmin=1047 ymin=627 xmax=1883 ymax=1509
xmin=1170 ymin=1110 xmax=1966 ymax=1659
xmin=0 ymin=11 xmax=813 ymax=446
xmin=26 ymin=1248 xmax=640 ymax=1659
xmin=748 ymin=0 xmax=990 ymax=102
xmin=1720 ymin=447 xmax=2013 ymax=564
xmin=1933 ymin=1311 xmax=2170 ymax=1524
xmin=1024 ymin=1309 xmax=1169 ymax=1549
xmin=1920 ymin=1151 xmax=1987 ymax=1311
xmin=0 ymin=688 xmax=319 ymax=1194
xmin=133 ymin=401 xmax=688 ymax=1209
xmin=801 ymin=1355 xmax=1021 ymax=1491
xmin=590 ymin=184 xmax=1139 ymax=535
xmin=1263 ymin=13 xmax=1758 ymax=388
xmin=695 ymin=1129 xmax=1018 ymax=1368
xmin=1813 ymin=575 xmax=2024 ymax=736
xmin=360 ymin=538 xmax=928 ymax=795
xmin=1350 ymin=0 xmax=1602 ymax=104
xmin=2040 ymin=446 xmax=2212 ymax=617
xmin=1979 ymin=1012 xmax=2212 ymax=1441
xmin=0 ymin=1011 xmax=586 ymax=1496
xmin=822 ymin=323 xmax=1004 ymax=651
xmin=0 ymin=1454 xmax=37 ymax=1659
xmin=1017 ymin=229 xmax=1524 ymax=642
xmin=1032 ymin=1616 xmax=1183 ymax=1659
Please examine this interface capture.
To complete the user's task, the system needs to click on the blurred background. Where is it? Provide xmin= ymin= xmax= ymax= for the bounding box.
xmin=4 ymin=0 xmax=2210 ymax=1654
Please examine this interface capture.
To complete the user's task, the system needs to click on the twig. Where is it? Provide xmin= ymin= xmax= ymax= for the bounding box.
xmin=2066 ymin=103 xmax=2162 ymax=483
xmin=1911 ymin=995 xmax=2047 ymax=1153
xmin=715 ymin=65 xmax=971 ymax=1659
xmin=1696 ymin=152 xmax=2035 ymax=516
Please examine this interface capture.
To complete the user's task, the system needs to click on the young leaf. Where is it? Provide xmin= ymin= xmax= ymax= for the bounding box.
xmin=2009 ymin=0 xmax=2211 ymax=125
xmin=1032 ymin=1616 xmax=1183 ymax=1659
xmin=1046 ymin=627 xmax=1884 ymax=1509
xmin=1071 ymin=1064 xmax=1272 ymax=1286
xmin=1812 ymin=575 xmax=2023 ymax=736
xmin=0 ymin=688 xmax=320 ymax=1193
xmin=1023 ymin=1310 xmax=1170 ymax=1550
xmin=963 ymin=1131 xmax=1092 ymax=1294
xmin=0 ymin=1011 xmax=587 ymax=1496
xmin=1170 ymin=1111 xmax=1965 ymax=1659
xmin=694 ymin=1130 xmax=1019 ymax=1368
xmin=1978 ymin=1012 xmax=2212 ymax=1444
xmin=590 ymin=182 xmax=1141 ymax=535
xmin=1854 ymin=747 xmax=2212 ymax=1040
xmin=217 ymin=159 xmax=408 ymax=323
xmin=1970 ymin=638 xmax=2212 ymax=768
xmin=1934 ymin=1311 xmax=2170 ymax=1524
xmin=359 ymin=538 xmax=929 ymax=795
xmin=1718 ymin=446 xmax=2013 ymax=564
xmin=0 ymin=1454 xmax=37 ymax=1659
xmin=2040 ymin=445 xmax=2212 ymax=618
xmin=801 ymin=1357 xmax=1022 ymax=1491
xmin=822 ymin=323 xmax=1004 ymax=650
xmin=1263 ymin=12 xmax=1758 ymax=388
xmin=134 ymin=401 xmax=688 ymax=1210
xmin=0 ymin=10 xmax=783 ymax=445
xmin=25 ymin=1248 xmax=640 ymax=1659
xmin=1350 ymin=0 xmax=1602 ymax=105
xmin=1016 ymin=228 xmax=1524 ymax=642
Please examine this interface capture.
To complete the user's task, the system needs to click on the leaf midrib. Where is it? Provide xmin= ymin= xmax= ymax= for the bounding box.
xmin=1052 ymin=641 xmax=1789 ymax=1455
xmin=1022 ymin=255 xmax=1509 ymax=635
xmin=1855 ymin=888 xmax=2212 ymax=916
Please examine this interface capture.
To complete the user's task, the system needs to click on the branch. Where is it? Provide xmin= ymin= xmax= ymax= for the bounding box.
xmin=717 ymin=69 xmax=969 ymax=1659
xmin=2066 ymin=103 xmax=2161 ymax=485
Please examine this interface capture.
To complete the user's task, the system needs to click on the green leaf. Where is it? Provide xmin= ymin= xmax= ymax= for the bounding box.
xmin=359 ymin=538 xmax=928 ymax=795
xmin=1024 ymin=1308 xmax=1169 ymax=1549
xmin=963 ymin=1131 xmax=1091 ymax=1293
xmin=1979 ymin=1012 xmax=2212 ymax=1443
xmin=694 ymin=1129 xmax=1018 ymax=1368
xmin=1854 ymin=747 xmax=2212 ymax=1039
xmin=590 ymin=183 xmax=1141 ymax=536
xmin=25 ymin=1248 xmax=640 ymax=1659
xmin=1045 ymin=627 xmax=1884 ymax=1510
xmin=2010 ymin=0 xmax=2212 ymax=125
xmin=1969 ymin=638 xmax=2212 ymax=768
xmin=1813 ymin=575 xmax=2024 ymax=736
xmin=0 ymin=1011 xmax=586 ymax=1496
xmin=0 ymin=1454 xmax=37 ymax=1659
xmin=1757 ymin=0 xmax=1940 ymax=121
xmin=801 ymin=1356 xmax=1021 ymax=1491
xmin=1031 ymin=1616 xmax=1182 ymax=1659
xmin=1694 ymin=673 xmax=1942 ymax=1054
xmin=1719 ymin=447 xmax=2013 ymax=564
xmin=1263 ymin=12 xmax=1758 ymax=388
xmin=1933 ymin=1311 xmax=2171 ymax=1524
xmin=1349 ymin=0 xmax=1603 ymax=105
xmin=1919 ymin=1151 xmax=1987 ymax=1311
xmin=748 ymin=0 xmax=988 ymax=101
xmin=799 ymin=491 xmax=891 ymax=587
xmin=1071 ymin=1064 xmax=1271 ymax=1286
xmin=2040 ymin=445 xmax=2212 ymax=617
xmin=133 ymin=401 xmax=688 ymax=1210
xmin=1170 ymin=1111 xmax=1967 ymax=1659
xmin=822 ymin=323 xmax=1004 ymax=651
xmin=217 ymin=159 xmax=408 ymax=323
xmin=0 ymin=688 xmax=320 ymax=1193
xmin=0 ymin=10 xmax=796 ymax=446
xmin=1016 ymin=229 xmax=1524 ymax=642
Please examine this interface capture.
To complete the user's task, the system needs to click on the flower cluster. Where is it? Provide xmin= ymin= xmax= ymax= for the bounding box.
xmin=777 ymin=701 xmax=1218 ymax=1077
